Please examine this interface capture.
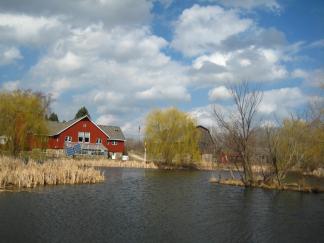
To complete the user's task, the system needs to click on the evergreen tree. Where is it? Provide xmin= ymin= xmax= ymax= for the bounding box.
xmin=74 ymin=106 xmax=90 ymax=119
xmin=48 ymin=112 xmax=59 ymax=122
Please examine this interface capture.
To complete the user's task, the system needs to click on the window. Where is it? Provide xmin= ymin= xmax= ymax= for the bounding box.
xmin=84 ymin=132 xmax=90 ymax=143
xmin=112 ymin=141 xmax=118 ymax=146
xmin=107 ymin=139 xmax=109 ymax=145
xmin=78 ymin=132 xmax=84 ymax=142
xmin=65 ymin=136 xmax=72 ymax=142
xmin=96 ymin=138 xmax=102 ymax=144
xmin=78 ymin=132 xmax=90 ymax=143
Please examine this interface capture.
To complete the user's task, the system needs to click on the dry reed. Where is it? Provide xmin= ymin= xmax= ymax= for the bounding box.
xmin=209 ymin=178 xmax=324 ymax=193
xmin=74 ymin=158 xmax=158 ymax=169
xmin=0 ymin=156 xmax=104 ymax=189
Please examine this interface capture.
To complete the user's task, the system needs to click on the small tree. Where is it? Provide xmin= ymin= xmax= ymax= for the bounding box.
xmin=0 ymin=90 xmax=49 ymax=156
xmin=145 ymin=108 xmax=201 ymax=166
xmin=48 ymin=112 xmax=59 ymax=122
xmin=213 ymin=81 xmax=263 ymax=185
xmin=74 ymin=106 xmax=90 ymax=119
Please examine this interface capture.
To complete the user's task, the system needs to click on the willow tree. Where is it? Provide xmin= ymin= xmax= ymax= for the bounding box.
xmin=145 ymin=108 xmax=201 ymax=166
xmin=0 ymin=90 xmax=49 ymax=156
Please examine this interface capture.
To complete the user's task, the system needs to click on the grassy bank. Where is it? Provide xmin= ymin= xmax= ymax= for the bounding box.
xmin=0 ymin=156 xmax=104 ymax=190
xmin=74 ymin=158 xmax=158 ymax=169
xmin=209 ymin=178 xmax=324 ymax=193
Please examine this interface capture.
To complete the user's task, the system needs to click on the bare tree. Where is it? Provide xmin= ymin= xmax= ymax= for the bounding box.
xmin=264 ymin=125 xmax=281 ymax=185
xmin=264 ymin=114 xmax=320 ymax=185
xmin=213 ymin=81 xmax=263 ymax=185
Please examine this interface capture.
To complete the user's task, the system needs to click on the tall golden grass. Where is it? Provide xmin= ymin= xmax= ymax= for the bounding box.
xmin=0 ymin=156 xmax=104 ymax=189
xmin=74 ymin=158 xmax=158 ymax=169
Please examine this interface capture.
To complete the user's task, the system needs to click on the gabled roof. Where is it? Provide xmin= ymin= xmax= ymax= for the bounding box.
xmin=46 ymin=115 xmax=125 ymax=141
xmin=98 ymin=125 xmax=125 ymax=141
xmin=47 ymin=115 xmax=89 ymax=136
xmin=196 ymin=125 xmax=214 ymax=144
xmin=47 ymin=119 xmax=78 ymax=136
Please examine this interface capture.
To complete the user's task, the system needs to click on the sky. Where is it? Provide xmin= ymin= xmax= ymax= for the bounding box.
xmin=0 ymin=0 xmax=323 ymax=137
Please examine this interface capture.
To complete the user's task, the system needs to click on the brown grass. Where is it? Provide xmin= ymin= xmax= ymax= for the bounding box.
xmin=0 ymin=156 xmax=104 ymax=189
xmin=74 ymin=158 xmax=158 ymax=169
xmin=209 ymin=178 xmax=324 ymax=193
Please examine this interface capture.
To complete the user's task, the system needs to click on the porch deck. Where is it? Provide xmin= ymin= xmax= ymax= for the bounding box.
xmin=65 ymin=142 xmax=108 ymax=156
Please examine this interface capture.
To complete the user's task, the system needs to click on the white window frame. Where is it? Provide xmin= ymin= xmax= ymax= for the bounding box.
xmin=84 ymin=132 xmax=90 ymax=143
xmin=96 ymin=138 xmax=102 ymax=144
xmin=78 ymin=132 xmax=84 ymax=142
xmin=65 ymin=136 xmax=72 ymax=142
xmin=112 ymin=141 xmax=118 ymax=146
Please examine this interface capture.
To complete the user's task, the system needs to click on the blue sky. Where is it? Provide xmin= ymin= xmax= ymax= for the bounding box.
xmin=0 ymin=0 xmax=323 ymax=137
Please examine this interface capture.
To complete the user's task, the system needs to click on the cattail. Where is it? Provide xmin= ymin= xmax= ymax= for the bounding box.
xmin=0 ymin=156 xmax=104 ymax=189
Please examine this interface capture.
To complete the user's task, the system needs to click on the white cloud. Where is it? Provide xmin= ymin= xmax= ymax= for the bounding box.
xmin=204 ymin=0 xmax=281 ymax=11
xmin=308 ymin=39 xmax=324 ymax=49
xmin=292 ymin=68 xmax=324 ymax=88
xmin=54 ymin=52 xmax=84 ymax=72
xmin=1 ymin=80 xmax=21 ymax=91
xmin=48 ymin=79 xmax=72 ymax=99
xmin=190 ymin=46 xmax=288 ymax=85
xmin=171 ymin=4 xmax=289 ymax=87
xmin=291 ymin=69 xmax=308 ymax=79
xmin=136 ymin=86 xmax=191 ymax=101
xmin=208 ymin=86 xmax=232 ymax=100
xmin=189 ymin=104 xmax=234 ymax=128
xmin=190 ymin=105 xmax=215 ymax=127
xmin=172 ymin=5 xmax=252 ymax=56
xmin=193 ymin=53 xmax=229 ymax=68
xmin=0 ymin=0 xmax=152 ymax=28
xmin=193 ymin=87 xmax=310 ymax=129
xmin=0 ymin=13 xmax=64 ymax=45
xmin=22 ymin=23 xmax=190 ymax=127
xmin=0 ymin=46 xmax=22 ymax=65
xmin=0 ymin=1 xmax=316 ymax=136
xmin=93 ymin=91 xmax=124 ymax=104
xmin=259 ymin=87 xmax=308 ymax=117
xmin=96 ymin=114 xmax=119 ymax=125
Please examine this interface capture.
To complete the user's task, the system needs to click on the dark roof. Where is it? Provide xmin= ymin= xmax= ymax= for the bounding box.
xmin=46 ymin=115 xmax=125 ymax=141
xmin=98 ymin=125 xmax=125 ymax=141
xmin=47 ymin=119 xmax=78 ymax=136
xmin=196 ymin=125 xmax=214 ymax=154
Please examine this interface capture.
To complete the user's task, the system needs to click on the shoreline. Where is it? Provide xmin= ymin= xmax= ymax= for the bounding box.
xmin=209 ymin=178 xmax=324 ymax=193
xmin=76 ymin=159 xmax=159 ymax=169
xmin=1 ymin=156 xmax=323 ymax=193
xmin=79 ymin=159 xmax=324 ymax=178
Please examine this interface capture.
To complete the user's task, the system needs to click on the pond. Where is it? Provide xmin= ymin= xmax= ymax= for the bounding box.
xmin=0 ymin=168 xmax=323 ymax=243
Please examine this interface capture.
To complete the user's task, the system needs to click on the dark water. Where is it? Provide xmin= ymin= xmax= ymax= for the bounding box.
xmin=0 ymin=168 xmax=324 ymax=243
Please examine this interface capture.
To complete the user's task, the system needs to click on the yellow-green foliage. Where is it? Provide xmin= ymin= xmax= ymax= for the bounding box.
xmin=304 ymin=123 xmax=324 ymax=170
xmin=0 ymin=156 xmax=104 ymax=189
xmin=275 ymin=119 xmax=324 ymax=174
xmin=0 ymin=90 xmax=48 ymax=156
xmin=145 ymin=107 xmax=201 ymax=165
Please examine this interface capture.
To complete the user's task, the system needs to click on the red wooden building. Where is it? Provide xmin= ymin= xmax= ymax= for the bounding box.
xmin=46 ymin=115 xmax=125 ymax=157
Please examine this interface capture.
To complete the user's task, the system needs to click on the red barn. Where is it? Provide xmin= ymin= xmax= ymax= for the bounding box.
xmin=46 ymin=115 xmax=125 ymax=157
